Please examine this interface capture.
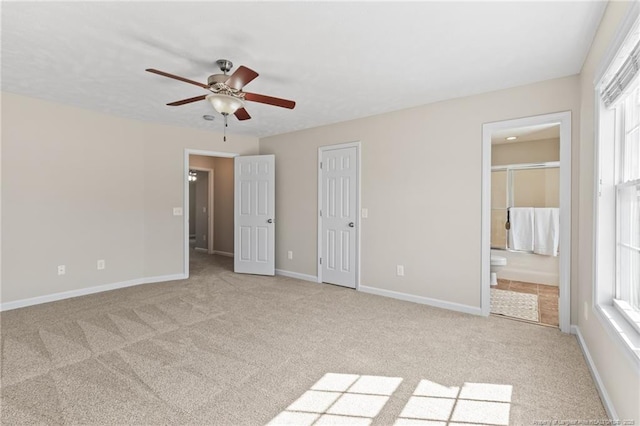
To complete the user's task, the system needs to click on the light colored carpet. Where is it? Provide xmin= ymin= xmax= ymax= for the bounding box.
xmin=490 ymin=288 xmax=539 ymax=322
xmin=1 ymin=251 xmax=605 ymax=425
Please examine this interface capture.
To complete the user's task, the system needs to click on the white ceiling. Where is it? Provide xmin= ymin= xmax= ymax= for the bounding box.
xmin=1 ymin=1 xmax=607 ymax=138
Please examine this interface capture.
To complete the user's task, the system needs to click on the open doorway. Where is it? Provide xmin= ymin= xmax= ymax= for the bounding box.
xmin=482 ymin=112 xmax=571 ymax=333
xmin=184 ymin=150 xmax=238 ymax=276
xmin=489 ymin=124 xmax=560 ymax=327
xmin=189 ymin=168 xmax=213 ymax=252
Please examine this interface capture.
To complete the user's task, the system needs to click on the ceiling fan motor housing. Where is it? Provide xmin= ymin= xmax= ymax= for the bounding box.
xmin=208 ymin=74 xmax=231 ymax=87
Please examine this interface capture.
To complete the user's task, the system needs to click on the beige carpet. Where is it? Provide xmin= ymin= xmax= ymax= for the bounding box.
xmin=490 ymin=288 xmax=539 ymax=322
xmin=1 ymin=251 xmax=605 ymax=425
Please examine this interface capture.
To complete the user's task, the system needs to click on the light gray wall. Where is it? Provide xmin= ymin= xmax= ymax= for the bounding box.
xmin=259 ymin=75 xmax=580 ymax=311
xmin=213 ymin=157 xmax=234 ymax=254
xmin=1 ymin=92 xmax=259 ymax=303
xmin=492 ymin=138 xmax=560 ymax=166
xmin=576 ymin=0 xmax=640 ymax=421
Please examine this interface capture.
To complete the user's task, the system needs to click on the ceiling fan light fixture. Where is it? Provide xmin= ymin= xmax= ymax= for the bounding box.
xmin=206 ymin=94 xmax=244 ymax=115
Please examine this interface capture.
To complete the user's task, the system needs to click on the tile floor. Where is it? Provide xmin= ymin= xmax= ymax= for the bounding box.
xmin=493 ymin=279 xmax=559 ymax=327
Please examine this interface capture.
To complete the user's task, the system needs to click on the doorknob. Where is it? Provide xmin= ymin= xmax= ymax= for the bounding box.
xmin=348 ymin=222 xmax=355 ymax=228
xmin=267 ymin=219 xmax=274 ymax=224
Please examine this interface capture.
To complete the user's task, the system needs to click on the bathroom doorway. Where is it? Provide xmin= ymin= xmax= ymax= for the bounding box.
xmin=481 ymin=112 xmax=571 ymax=332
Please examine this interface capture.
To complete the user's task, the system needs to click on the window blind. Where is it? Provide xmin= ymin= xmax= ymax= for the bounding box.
xmin=602 ymin=41 xmax=639 ymax=107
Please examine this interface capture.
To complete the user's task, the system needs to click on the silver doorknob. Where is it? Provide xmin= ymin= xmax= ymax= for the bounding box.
xmin=348 ymin=222 xmax=355 ymax=228
xmin=267 ymin=219 xmax=273 ymax=224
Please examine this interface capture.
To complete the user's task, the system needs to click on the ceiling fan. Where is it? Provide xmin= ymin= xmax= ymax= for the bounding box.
xmin=146 ymin=59 xmax=295 ymax=122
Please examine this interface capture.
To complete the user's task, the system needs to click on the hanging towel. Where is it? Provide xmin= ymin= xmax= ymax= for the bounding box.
xmin=534 ymin=208 xmax=560 ymax=256
xmin=508 ymin=207 xmax=535 ymax=251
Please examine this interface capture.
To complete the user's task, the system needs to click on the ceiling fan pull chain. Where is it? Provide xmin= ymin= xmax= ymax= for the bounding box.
xmin=224 ymin=114 xmax=228 ymax=142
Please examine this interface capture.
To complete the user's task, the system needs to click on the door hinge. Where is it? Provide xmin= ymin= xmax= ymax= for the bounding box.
xmin=319 ymin=258 xmax=322 ymax=264
xmin=320 ymin=210 xmax=322 ymax=217
xmin=320 ymin=162 xmax=323 ymax=169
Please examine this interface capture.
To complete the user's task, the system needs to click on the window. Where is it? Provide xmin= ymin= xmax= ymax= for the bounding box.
xmin=595 ymin=9 xmax=640 ymax=352
xmin=614 ymin=80 xmax=640 ymax=332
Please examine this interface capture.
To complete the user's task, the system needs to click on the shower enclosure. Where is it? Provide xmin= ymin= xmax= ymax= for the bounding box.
xmin=491 ymin=161 xmax=560 ymax=251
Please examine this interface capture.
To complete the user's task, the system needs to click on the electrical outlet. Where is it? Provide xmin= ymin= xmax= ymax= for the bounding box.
xmin=396 ymin=265 xmax=404 ymax=276
xmin=57 ymin=265 xmax=66 ymax=275
xmin=173 ymin=207 xmax=183 ymax=216
xmin=287 ymin=251 xmax=293 ymax=260
xmin=97 ymin=259 xmax=105 ymax=270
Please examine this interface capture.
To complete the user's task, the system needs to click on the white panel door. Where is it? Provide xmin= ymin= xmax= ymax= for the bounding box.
xmin=321 ymin=146 xmax=357 ymax=288
xmin=234 ymin=155 xmax=275 ymax=275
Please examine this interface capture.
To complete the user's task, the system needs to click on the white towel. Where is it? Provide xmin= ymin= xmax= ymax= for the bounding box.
xmin=534 ymin=208 xmax=560 ymax=256
xmin=508 ymin=207 xmax=535 ymax=251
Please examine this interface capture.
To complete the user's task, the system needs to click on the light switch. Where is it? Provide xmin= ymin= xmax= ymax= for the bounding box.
xmin=362 ymin=208 xmax=368 ymax=218
xmin=173 ymin=207 xmax=183 ymax=216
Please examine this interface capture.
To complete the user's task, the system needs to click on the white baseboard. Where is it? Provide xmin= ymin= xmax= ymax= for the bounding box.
xmin=275 ymin=269 xmax=319 ymax=283
xmin=359 ymin=285 xmax=483 ymax=316
xmin=213 ymin=250 xmax=234 ymax=257
xmin=194 ymin=247 xmax=208 ymax=253
xmin=0 ymin=273 xmax=188 ymax=312
xmin=571 ymin=325 xmax=619 ymax=420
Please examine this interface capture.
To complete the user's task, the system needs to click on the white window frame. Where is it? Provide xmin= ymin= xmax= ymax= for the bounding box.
xmin=593 ymin=1 xmax=640 ymax=365
xmin=614 ymin=83 xmax=640 ymax=334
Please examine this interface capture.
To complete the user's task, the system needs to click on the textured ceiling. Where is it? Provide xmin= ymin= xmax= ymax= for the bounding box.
xmin=1 ymin=1 xmax=606 ymax=138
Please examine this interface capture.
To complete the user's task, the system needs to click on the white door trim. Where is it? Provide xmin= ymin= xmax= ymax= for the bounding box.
xmin=317 ymin=141 xmax=361 ymax=289
xmin=190 ymin=167 xmax=214 ymax=254
xmin=184 ymin=149 xmax=238 ymax=278
xmin=481 ymin=111 xmax=571 ymax=333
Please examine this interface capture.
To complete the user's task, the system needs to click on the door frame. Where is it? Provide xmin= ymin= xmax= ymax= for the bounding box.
xmin=317 ymin=141 xmax=361 ymax=289
xmin=189 ymin=167 xmax=214 ymax=254
xmin=481 ymin=111 xmax=571 ymax=333
xmin=183 ymin=149 xmax=238 ymax=278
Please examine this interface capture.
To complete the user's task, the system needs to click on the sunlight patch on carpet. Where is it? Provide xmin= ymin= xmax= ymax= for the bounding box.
xmin=490 ymin=288 xmax=539 ymax=322
xmin=267 ymin=373 xmax=402 ymax=425
xmin=395 ymin=380 xmax=512 ymax=426
xmin=267 ymin=374 xmax=512 ymax=426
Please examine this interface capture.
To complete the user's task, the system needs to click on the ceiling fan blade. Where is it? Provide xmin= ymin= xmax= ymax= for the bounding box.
xmin=146 ymin=68 xmax=209 ymax=89
xmin=225 ymin=66 xmax=259 ymax=90
xmin=234 ymin=108 xmax=251 ymax=121
xmin=244 ymin=92 xmax=296 ymax=109
xmin=166 ymin=95 xmax=207 ymax=106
